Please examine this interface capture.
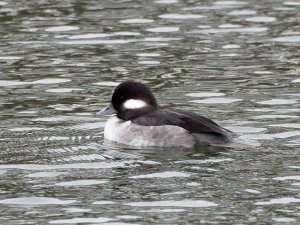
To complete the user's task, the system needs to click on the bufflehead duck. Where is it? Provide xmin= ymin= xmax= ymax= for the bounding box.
xmin=97 ymin=81 xmax=234 ymax=148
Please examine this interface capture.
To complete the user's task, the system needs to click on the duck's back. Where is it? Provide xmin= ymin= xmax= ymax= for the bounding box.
xmin=131 ymin=108 xmax=233 ymax=146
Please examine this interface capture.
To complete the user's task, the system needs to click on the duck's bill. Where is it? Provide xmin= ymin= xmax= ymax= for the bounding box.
xmin=96 ymin=103 xmax=117 ymax=116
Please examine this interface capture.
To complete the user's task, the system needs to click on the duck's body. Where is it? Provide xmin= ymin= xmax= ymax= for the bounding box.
xmin=98 ymin=81 xmax=234 ymax=148
xmin=104 ymin=115 xmax=195 ymax=148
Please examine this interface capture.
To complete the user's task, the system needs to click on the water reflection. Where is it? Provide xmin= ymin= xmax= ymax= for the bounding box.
xmin=0 ymin=197 xmax=76 ymax=205
xmin=0 ymin=0 xmax=300 ymax=224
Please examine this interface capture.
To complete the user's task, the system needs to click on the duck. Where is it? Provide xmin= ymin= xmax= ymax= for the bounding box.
xmin=97 ymin=80 xmax=236 ymax=148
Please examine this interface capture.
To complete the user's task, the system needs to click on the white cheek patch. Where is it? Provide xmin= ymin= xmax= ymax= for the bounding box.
xmin=123 ymin=99 xmax=147 ymax=109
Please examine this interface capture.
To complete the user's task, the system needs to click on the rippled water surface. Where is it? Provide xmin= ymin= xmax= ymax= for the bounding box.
xmin=1 ymin=0 xmax=300 ymax=224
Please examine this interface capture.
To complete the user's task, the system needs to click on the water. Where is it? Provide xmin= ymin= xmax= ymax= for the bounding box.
xmin=0 ymin=0 xmax=299 ymax=224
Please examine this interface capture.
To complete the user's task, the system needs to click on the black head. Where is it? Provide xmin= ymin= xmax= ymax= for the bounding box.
xmin=97 ymin=81 xmax=158 ymax=120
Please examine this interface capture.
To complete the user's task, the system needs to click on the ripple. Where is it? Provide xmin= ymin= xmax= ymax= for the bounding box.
xmin=46 ymin=88 xmax=83 ymax=93
xmin=119 ymin=18 xmax=154 ymax=24
xmin=111 ymin=31 xmax=141 ymax=36
xmin=214 ymin=1 xmax=248 ymax=5
xmin=0 ymin=170 xmax=7 ymax=176
xmin=271 ymin=36 xmax=300 ymax=42
xmin=8 ymin=127 xmax=45 ymax=132
xmin=48 ymin=104 xmax=82 ymax=111
xmin=243 ymin=189 xmax=261 ymax=194
xmin=292 ymin=78 xmax=300 ymax=83
xmin=135 ymin=160 xmax=161 ymax=165
xmin=126 ymin=200 xmax=217 ymax=207
xmin=0 ymin=78 xmax=71 ymax=86
xmin=274 ymin=7 xmax=295 ymax=11
xmin=271 ymin=131 xmax=300 ymax=139
xmin=240 ymin=131 xmax=300 ymax=140
xmin=0 ymin=197 xmax=76 ymax=205
xmin=245 ymin=16 xmax=276 ymax=22
xmin=140 ymin=208 xmax=186 ymax=212
xmin=67 ymin=33 xmax=110 ymax=39
xmin=225 ymin=126 xmax=266 ymax=133
xmin=289 ymin=165 xmax=300 ymax=169
xmin=0 ymin=80 xmax=31 ymax=86
xmin=253 ymin=115 xmax=298 ymax=119
xmin=255 ymin=197 xmax=300 ymax=205
xmin=63 ymin=208 xmax=91 ymax=213
xmin=0 ymin=162 xmax=126 ymax=170
xmin=93 ymin=81 xmax=120 ymax=86
xmin=136 ymin=53 xmax=161 ymax=57
xmin=177 ymin=158 xmax=234 ymax=164
xmin=143 ymin=37 xmax=181 ymax=42
xmin=186 ymin=92 xmax=225 ymax=97
xmin=33 ymin=78 xmax=71 ymax=84
xmin=33 ymin=115 xmax=97 ymax=122
xmin=268 ymin=123 xmax=300 ymax=129
xmin=257 ymin=99 xmax=297 ymax=105
xmin=58 ymin=39 xmax=130 ymax=45
xmin=284 ymin=93 xmax=300 ymax=97
xmin=66 ymin=154 xmax=107 ymax=161
xmin=227 ymin=10 xmax=257 ymax=16
xmin=49 ymin=217 xmax=114 ymax=224
xmin=283 ymin=1 xmax=300 ymax=6
xmin=17 ymin=110 xmax=38 ymax=114
xmin=75 ymin=113 xmax=92 ymax=116
xmin=26 ymin=172 xmax=67 ymax=178
xmin=117 ymin=215 xmax=141 ymax=220
xmin=56 ymin=179 xmax=109 ymax=186
xmin=253 ymin=71 xmax=273 ymax=74
xmin=67 ymin=32 xmax=140 ymax=39
xmin=71 ymin=122 xmax=105 ymax=130
xmin=194 ymin=27 xmax=268 ymax=34
xmin=241 ymin=131 xmax=300 ymax=140
xmin=272 ymin=218 xmax=297 ymax=223
xmin=220 ymin=53 xmax=240 ymax=57
xmin=273 ymin=176 xmax=300 ymax=181
xmin=137 ymin=60 xmax=160 ymax=65
xmin=185 ymin=182 xmax=200 ymax=187
xmin=130 ymin=171 xmax=191 ymax=179
xmin=159 ymin=14 xmax=205 ymax=19
xmin=219 ymin=24 xmax=241 ymax=28
xmin=155 ymin=0 xmax=178 ymax=3
xmin=222 ymin=44 xmax=240 ymax=49
xmin=92 ymin=200 xmax=116 ymax=205
xmin=146 ymin=27 xmax=179 ymax=32
xmin=0 ymin=56 xmax=23 ymax=60
xmin=43 ymin=136 xmax=70 ymax=141
xmin=281 ymin=31 xmax=300 ymax=35
xmin=190 ymin=98 xmax=242 ymax=104
xmin=239 ymin=133 xmax=272 ymax=140
xmin=197 ymin=25 xmax=211 ymax=28
xmin=45 ymin=26 xmax=79 ymax=32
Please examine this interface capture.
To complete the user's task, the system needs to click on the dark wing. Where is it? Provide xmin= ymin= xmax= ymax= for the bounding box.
xmin=131 ymin=108 xmax=230 ymax=137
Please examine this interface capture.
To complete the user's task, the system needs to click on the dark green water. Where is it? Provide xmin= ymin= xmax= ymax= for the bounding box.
xmin=0 ymin=0 xmax=299 ymax=224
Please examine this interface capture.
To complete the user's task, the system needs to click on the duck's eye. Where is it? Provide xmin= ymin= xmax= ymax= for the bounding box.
xmin=120 ymin=96 xmax=124 ymax=100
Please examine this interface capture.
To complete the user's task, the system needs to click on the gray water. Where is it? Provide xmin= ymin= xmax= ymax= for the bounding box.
xmin=0 ymin=0 xmax=300 ymax=224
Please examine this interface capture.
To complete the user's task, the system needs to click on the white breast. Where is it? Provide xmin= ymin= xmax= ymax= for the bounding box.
xmin=103 ymin=116 xmax=195 ymax=148
xmin=103 ymin=116 xmax=131 ymax=142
